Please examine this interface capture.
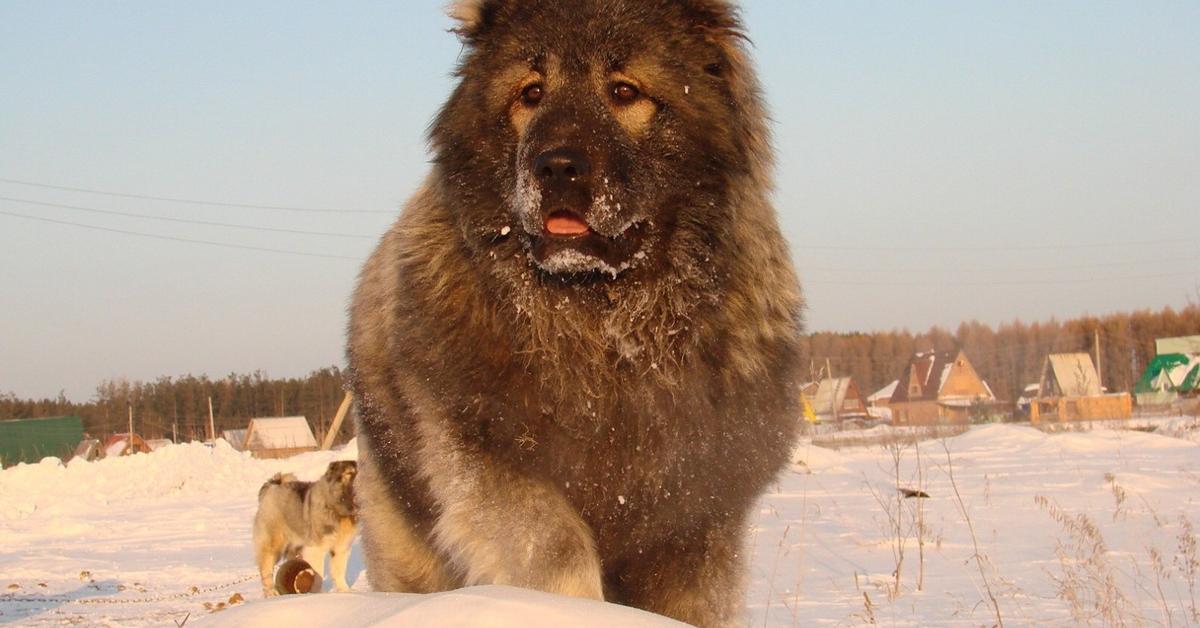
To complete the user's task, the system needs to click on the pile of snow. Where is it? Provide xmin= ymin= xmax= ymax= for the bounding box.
xmin=3 ymin=423 xmax=1200 ymax=626
xmin=208 ymin=586 xmax=686 ymax=628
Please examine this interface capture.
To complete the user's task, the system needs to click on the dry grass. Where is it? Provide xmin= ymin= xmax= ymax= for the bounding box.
xmin=1035 ymin=494 xmax=1135 ymax=626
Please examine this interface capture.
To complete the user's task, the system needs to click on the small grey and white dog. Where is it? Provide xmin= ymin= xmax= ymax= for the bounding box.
xmin=252 ymin=460 xmax=358 ymax=596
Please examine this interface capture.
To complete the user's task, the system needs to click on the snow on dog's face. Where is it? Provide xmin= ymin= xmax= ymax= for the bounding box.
xmin=433 ymin=0 xmax=763 ymax=282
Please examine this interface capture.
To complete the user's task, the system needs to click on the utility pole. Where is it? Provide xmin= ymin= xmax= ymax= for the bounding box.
xmin=321 ymin=392 xmax=354 ymax=451
xmin=127 ymin=405 xmax=134 ymax=455
xmin=1094 ymin=328 xmax=1103 ymax=391
xmin=207 ymin=396 xmax=216 ymax=443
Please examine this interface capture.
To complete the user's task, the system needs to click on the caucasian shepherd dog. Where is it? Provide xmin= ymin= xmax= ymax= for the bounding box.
xmin=252 ymin=461 xmax=358 ymax=596
xmin=347 ymin=1 xmax=802 ymax=625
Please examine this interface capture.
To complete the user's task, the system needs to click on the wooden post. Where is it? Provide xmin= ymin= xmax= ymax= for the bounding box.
xmin=1094 ymin=328 xmax=1103 ymax=390
xmin=128 ymin=405 xmax=134 ymax=454
xmin=321 ymin=392 xmax=353 ymax=450
xmin=208 ymin=396 xmax=216 ymax=443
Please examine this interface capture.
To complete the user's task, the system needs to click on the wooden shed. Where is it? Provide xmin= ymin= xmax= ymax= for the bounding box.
xmin=810 ymin=377 xmax=869 ymax=424
xmin=1031 ymin=353 xmax=1132 ymax=423
xmin=243 ymin=417 xmax=318 ymax=459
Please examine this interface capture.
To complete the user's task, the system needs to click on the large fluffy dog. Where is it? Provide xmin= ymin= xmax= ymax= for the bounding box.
xmin=252 ymin=461 xmax=358 ymax=596
xmin=347 ymin=1 xmax=802 ymax=625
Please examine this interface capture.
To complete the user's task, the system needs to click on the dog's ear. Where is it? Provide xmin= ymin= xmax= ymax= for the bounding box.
xmin=677 ymin=0 xmax=771 ymax=181
xmin=447 ymin=0 xmax=508 ymax=44
xmin=677 ymin=0 xmax=747 ymax=77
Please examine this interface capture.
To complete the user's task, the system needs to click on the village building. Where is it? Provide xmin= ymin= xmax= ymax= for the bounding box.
xmin=809 ymin=377 xmax=869 ymax=424
xmin=867 ymin=380 xmax=898 ymax=421
xmin=221 ymin=428 xmax=248 ymax=451
xmin=1134 ymin=335 xmax=1200 ymax=406
xmin=1031 ymin=353 xmax=1132 ymax=423
xmin=104 ymin=433 xmax=151 ymax=457
xmin=242 ymin=416 xmax=318 ymax=459
xmin=888 ymin=350 xmax=996 ymax=426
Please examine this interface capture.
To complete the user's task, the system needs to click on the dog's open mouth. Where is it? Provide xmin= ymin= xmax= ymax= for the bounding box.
xmin=527 ymin=213 xmax=649 ymax=278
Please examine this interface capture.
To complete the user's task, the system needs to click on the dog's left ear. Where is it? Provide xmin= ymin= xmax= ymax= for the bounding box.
xmin=679 ymin=0 xmax=743 ymax=36
xmin=678 ymin=0 xmax=771 ymax=179
xmin=447 ymin=0 xmax=508 ymax=44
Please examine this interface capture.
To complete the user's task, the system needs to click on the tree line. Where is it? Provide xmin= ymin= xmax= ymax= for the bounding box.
xmin=3 ymin=304 xmax=1199 ymax=438
xmin=799 ymin=304 xmax=1200 ymax=402
xmin=0 ymin=367 xmax=351 ymax=444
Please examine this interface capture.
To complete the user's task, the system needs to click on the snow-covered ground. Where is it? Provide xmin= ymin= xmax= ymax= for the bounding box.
xmin=3 ymin=420 xmax=1199 ymax=626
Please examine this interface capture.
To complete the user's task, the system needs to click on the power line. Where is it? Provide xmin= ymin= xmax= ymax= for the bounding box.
xmin=0 ymin=176 xmax=396 ymax=215
xmin=801 ymin=271 xmax=1198 ymax=287
xmin=797 ymin=237 xmax=1192 ymax=252
xmin=803 ymin=255 xmax=1200 ymax=275
xmin=0 ymin=196 xmax=378 ymax=239
xmin=0 ymin=208 xmax=362 ymax=261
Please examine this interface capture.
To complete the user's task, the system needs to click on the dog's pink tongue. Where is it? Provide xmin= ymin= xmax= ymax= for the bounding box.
xmin=545 ymin=211 xmax=590 ymax=236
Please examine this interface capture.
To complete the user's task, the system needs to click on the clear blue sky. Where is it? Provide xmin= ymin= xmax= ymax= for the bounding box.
xmin=1 ymin=1 xmax=1197 ymax=400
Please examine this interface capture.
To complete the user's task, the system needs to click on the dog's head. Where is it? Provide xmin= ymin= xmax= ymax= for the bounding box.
xmin=323 ymin=460 xmax=358 ymax=515
xmin=435 ymin=0 xmax=768 ymax=283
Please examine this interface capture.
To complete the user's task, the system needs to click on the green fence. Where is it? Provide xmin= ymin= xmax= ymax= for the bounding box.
xmin=0 ymin=416 xmax=84 ymax=467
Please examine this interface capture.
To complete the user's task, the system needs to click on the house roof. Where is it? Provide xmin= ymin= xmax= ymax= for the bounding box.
xmin=890 ymin=350 xmax=958 ymax=403
xmin=1041 ymin=353 xmax=1102 ymax=397
xmin=868 ymin=380 xmax=898 ymax=404
xmin=244 ymin=417 xmax=317 ymax=451
xmin=1156 ymin=335 xmax=1200 ymax=356
xmin=812 ymin=377 xmax=853 ymax=415
xmin=222 ymin=428 xmax=247 ymax=451
xmin=1136 ymin=353 xmax=1200 ymax=394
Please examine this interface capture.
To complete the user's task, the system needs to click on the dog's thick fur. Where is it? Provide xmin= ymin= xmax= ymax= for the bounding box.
xmin=347 ymin=1 xmax=802 ymax=625
xmin=252 ymin=461 xmax=358 ymax=596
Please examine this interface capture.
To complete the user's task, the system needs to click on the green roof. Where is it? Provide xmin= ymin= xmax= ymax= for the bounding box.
xmin=1136 ymin=353 xmax=1200 ymax=395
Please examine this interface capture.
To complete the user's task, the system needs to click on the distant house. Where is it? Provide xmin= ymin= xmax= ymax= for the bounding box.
xmin=0 ymin=416 xmax=85 ymax=467
xmin=222 ymin=428 xmax=248 ymax=451
xmin=810 ymin=377 xmax=869 ymax=424
xmin=889 ymin=350 xmax=996 ymax=426
xmin=1016 ymin=383 xmax=1041 ymax=416
xmin=73 ymin=437 xmax=103 ymax=463
xmin=145 ymin=439 xmax=174 ymax=452
xmin=1134 ymin=335 xmax=1200 ymax=406
xmin=243 ymin=417 xmax=318 ymax=459
xmin=104 ymin=433 xmax=151 ymax=457
xmin=867 ymin=380 xmax=899 ymax=421
xmin=1032 ymin=353 xmax=1131 ymax=423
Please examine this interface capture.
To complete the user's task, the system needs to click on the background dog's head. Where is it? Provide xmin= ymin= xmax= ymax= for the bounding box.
xmin=435 ymin=0 xmax=770 ymax=283
xmin=322 ymin=460 xmax=358 ymax=517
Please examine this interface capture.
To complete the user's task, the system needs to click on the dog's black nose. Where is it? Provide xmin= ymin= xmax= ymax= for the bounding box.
xmin=534 ymin=148 xmax=590 ymax=184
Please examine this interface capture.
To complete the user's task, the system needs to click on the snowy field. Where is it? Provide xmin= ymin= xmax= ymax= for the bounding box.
xmin=3 ymin=421 xmax=1200 ymax=626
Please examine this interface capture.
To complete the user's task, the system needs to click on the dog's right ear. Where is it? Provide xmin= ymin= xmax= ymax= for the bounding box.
xmin=447 ymin=0 xmax=507 ymax=44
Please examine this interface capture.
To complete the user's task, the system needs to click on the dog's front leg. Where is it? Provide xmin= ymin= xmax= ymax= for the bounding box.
xmin=329 ymin=520 xmax=355 ymax=592
xmin=417 ymin=416 xmax=603 ymax=600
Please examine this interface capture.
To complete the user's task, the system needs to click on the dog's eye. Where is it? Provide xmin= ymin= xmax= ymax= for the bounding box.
xmin=611 ymin=82 xmax=640 ymax=105
xmin=520 ymin=84 xmax=544 ymax=107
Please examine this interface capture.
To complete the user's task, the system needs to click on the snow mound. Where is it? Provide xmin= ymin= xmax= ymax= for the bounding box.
xmin=204 ymin=586 xmax=688 ymax=628
xmin=0 ymin=439 xmax=357 ymax=522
